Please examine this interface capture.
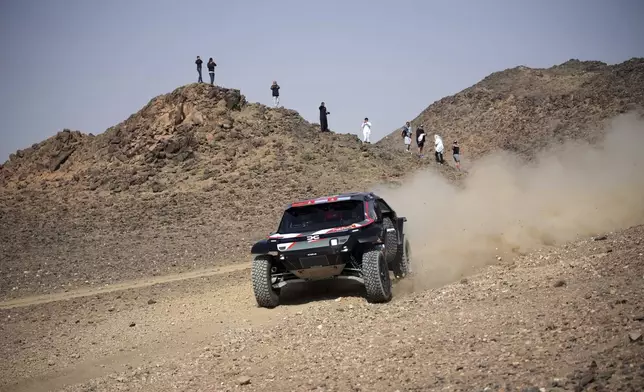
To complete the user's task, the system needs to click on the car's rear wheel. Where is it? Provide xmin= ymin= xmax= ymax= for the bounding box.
xmin=393 ymin=238 xmax=412 ymax=278
xmin=362 ymin=248 xmax=392 ymax=303
xmin=251 ymin=255 xmax=280 ymax=308
xmin=382 ymin=217 xmax=399 ymax=265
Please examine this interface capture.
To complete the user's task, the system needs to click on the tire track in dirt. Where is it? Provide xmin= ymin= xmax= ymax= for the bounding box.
xmin=1 ymin=265 xmax=312 ymax=392
xmin=0 ymin=263 xmax=250 ymax=310
xmin=1 ymin=266 xmax=369 ymax=392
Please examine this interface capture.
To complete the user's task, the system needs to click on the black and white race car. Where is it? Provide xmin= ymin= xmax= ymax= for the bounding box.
xmin=250 ymin=192 xmax=412 ymax=308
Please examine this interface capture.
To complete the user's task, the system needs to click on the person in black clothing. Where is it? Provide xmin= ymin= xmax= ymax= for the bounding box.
xmin=416 ymin=125 xmax=426 ymax=157
xmin=271 ymin=81 xmax=280 ymax=107
xmin=319 ymin=102 xmax=330 ymax=132
xmin=452 ymin=140 xmax=461 ymax=170
xmin=207 ymin=58 xmax=216 ymax=85
xmin=195 ymin=56 xmax=203 ymax=83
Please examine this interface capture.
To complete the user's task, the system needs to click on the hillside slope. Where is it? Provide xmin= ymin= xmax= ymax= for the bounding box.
xmin=0 ymin=83 xmax=422 ymax=194
xmin=378 ymin=58 xmax=644 ymax=160
xmin=0 ymin=83 xmax=449 ymax=300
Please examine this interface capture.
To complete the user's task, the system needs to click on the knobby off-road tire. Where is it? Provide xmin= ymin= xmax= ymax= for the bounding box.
xmin=393 ymin=238 xmax=412 ymax=278
xmin=251 ymin=255 xmax=279 ymax=308
xmin=382 ymin=217 xmax=399 ymax=265
xmin=362 ymin=248 xmax=392 ymax=303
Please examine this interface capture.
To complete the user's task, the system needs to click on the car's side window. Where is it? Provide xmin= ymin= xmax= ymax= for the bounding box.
xmin=376 ymin=200 xmax=389 ymax=216
xmin=372 ymin=202 xmax=383 ymax=221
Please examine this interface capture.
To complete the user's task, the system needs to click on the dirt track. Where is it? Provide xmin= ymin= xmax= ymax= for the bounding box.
xmin=1 ymin=226 xmax=643 ymax=392
xmin=0 ymin=263 xmax=250 ymax=310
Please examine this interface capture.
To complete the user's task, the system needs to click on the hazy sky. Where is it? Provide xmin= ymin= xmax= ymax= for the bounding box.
xmin=1 ymin=0 xmax=642 ymax=161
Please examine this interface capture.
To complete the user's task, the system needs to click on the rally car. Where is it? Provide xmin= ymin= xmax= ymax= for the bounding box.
xmin=250 ymin=192 xmax=412 ymax=308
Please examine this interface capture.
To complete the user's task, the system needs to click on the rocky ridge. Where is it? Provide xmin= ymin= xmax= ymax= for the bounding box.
xmin=378 ymin=58 xmax=644 ymax=160
xmin=1 ymin=84 xmax=431 ymax=194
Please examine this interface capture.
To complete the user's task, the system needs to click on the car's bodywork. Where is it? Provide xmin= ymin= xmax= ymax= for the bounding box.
xmin=250 ymin=192 xmax=411 ymax=307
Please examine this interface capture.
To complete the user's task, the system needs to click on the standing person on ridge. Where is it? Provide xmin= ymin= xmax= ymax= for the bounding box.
xmin=434 ymin=134 xmax=445 ymax=164
xmin=207 ymin=58 xmax=217 ymax=85
xmin=195 ymin=56 xmax=203 ymax=83
xmin=401 ymin=121 xmax=412 ymax=153
xmin=319 ymin=102 xmax=330 ymax=132
xmin=452 ymin=140 xmax=461 ymax=170
xmin=271 ymin=81 xmax=280 ymax=107
xmin=361 ymin=117 xmax=372 ymax=143
xmin=416 ymin=124 xmax=426 ymax=157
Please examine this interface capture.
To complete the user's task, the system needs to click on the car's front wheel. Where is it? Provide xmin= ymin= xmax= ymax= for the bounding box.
xmin=251 ymin=255 xmax=280 ymax=308
xmin=362 ymin=248 xmax=392 ymax=303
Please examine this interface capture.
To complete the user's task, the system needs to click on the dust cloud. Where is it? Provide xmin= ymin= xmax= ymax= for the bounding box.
xmin=375 ymin=112 xmax=644 ymax=290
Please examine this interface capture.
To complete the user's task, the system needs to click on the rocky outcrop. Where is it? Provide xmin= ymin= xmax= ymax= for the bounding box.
xmin=377 ymin=58 xmax=644 ymax=160
xmin=0 ymin=83 xmax=433 ymax=197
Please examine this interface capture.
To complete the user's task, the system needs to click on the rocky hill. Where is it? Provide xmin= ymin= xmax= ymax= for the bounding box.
xmin=0 ymin=84 xmax=423 ymax=194
xmin=378 ymin=58 xmax=644 ymax=160
xmin=0 ymin=83 xmax=444 ymax=299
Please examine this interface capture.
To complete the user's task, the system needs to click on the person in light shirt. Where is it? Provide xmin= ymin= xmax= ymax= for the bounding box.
xmin=361 ymin=117 xmax=372 ymax=143
xmin=434 ymin=134 xmax=445 ymax=164
xmin=401 ymin=121 xmax=413 ymax=153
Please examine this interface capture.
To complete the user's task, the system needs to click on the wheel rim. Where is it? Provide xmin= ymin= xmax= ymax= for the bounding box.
xmin=267 ymin=265 xmax=275 ymax=287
